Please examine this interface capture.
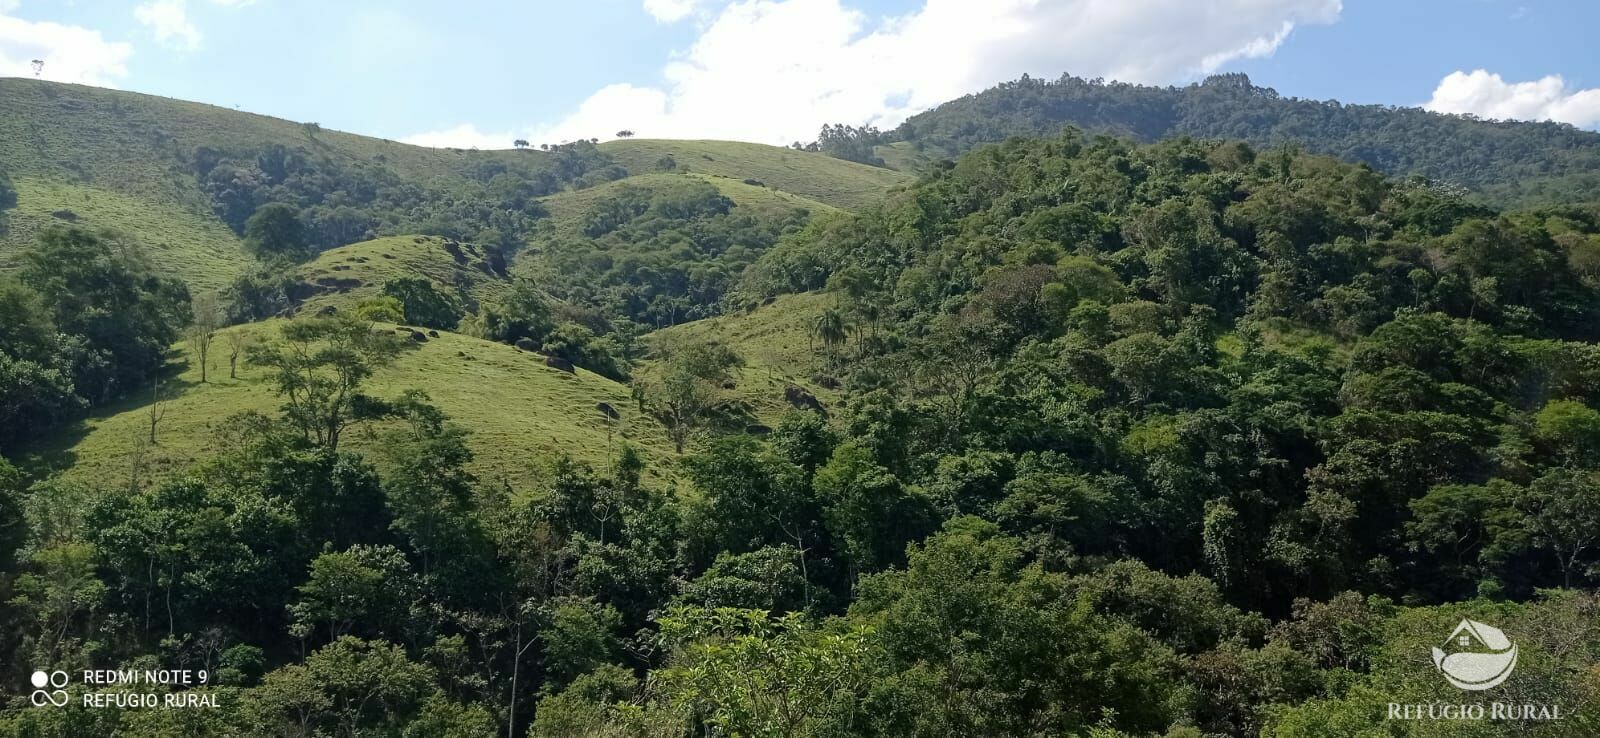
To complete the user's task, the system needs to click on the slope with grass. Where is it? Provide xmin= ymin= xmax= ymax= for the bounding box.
xmin=292 ymin=235 xmax=512 ymax=315
xmin=1 ymin=81 xmax=906 ymax=293
xmin=533 ymin=171 xmax=841 ymax=239
xmin=0 ymin=177 xmax=247 ymax=291
xmin=0 ymin=78 xmax=583 ymax=288
xmin=0 ymin=78 xmax=549 ymax=202
xmin=642 ymin=291 xmax=839 ymax=427
xmin=600 ymin=139 xmax=911 ymax=211
xmin=25 ymin=323 xmax=672 ymax=490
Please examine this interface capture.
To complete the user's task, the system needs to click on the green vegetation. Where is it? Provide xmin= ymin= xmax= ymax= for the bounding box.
xmin=1 ymin=227 xmax=190 ymax=453
xmin=600 ymin=138 xmax=911 ymax=211
xmin=514 ymin=175 xmax=811 ymax=330
xmin=24 ymin=320 xmax=670 ymax=489
xmin=8 ymin=75 xmax=1600 ymax=738
xmin=289 ymin=235 xmax=510 ymax=317
xmin=0 ymin=78 xmax=617 ymax=288
xmin=0 ymin=178 xmax=246 ymax=291
xmin=880 ymin=72 xmax=1600 ymax=205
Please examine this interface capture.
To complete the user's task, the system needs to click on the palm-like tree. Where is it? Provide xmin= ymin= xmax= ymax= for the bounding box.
xmin=812 ymin=308 xmax=850 ymax=358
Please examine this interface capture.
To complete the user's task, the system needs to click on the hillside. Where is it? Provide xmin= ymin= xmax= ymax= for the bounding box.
xmin=510 ymin=172 xmax=823 ymax=330
xmin=25 ymin=322 xmax=671 ymax=489
xmin=0 ymin=81 xmax=900 ymax=297
xmin=600 ymin=139 xmax=911 ymax=211
xmin=644 ymin=291 xmax=839 ymax=426
xmin=0 ymin=78 xmax=614 ymax=289
xmin=292 ymin=235 xmax=512 ymax=315
xmin=534 ymin=171 xmax=841 ymax=236
xmin=886 ymin=72 xmax=1600 ymax=205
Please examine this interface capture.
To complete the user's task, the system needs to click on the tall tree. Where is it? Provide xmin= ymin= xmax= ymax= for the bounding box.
xmin=187 ymin=292 xmax=222 ymax=383
xmin=635 ymin=337 xmax=742 ymax=453
xmin=246 ymin=315 xmax=404 ymax=450
xmin=244 ymin=203 xmax=310 ymax=261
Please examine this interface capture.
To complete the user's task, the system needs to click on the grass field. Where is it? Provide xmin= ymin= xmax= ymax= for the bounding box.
xmin=645 ymin=291 xmax=841 ymax=426
xmin=875 ymin=140 xmax=935 ymax=173
xmin=293 ymin=235 xmax=511 ymax=314
xmin=0 ymin=78 xmax=561 ymax=289
xmin=600 ymin=139 xmax=911 ymax=211
xmin=24 ymin=323 xmax=674 ymax=491
xmin=1 ymin=81 xmax=904 ymax=292
xmin=22 ymin=290 xmax=843 ymax=491
xmin=0 ymin=177 xmax=248 ymax=291
xmin=532 ymin=170 xmax=842 ymax=237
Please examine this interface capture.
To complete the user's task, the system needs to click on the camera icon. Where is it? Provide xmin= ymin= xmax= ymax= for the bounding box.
xmin=30 ymin=670 xmax=69 ymax=707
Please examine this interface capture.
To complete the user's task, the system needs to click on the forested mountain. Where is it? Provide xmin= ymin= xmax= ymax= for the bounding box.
xmin=3 ymin=75 xmax=1600 ymax=738
xmin=875 ymin=73 xmax=1600 ymax=206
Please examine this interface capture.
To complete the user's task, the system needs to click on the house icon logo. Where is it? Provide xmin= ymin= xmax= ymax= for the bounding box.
xmin=1432 ymin=619 xmax=1517 ymax=691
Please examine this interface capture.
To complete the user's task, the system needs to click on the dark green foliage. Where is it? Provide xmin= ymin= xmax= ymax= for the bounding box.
xmin=473 ymin=279 xmax=554 ymax=345
xmin=223 ymin=263 xmax=296 ymax=323
xmin=6 ymin=127 xmax=1600 ymax=738
xmin=0 ymin=279 xmax=82 ymax=453
xmin=810 ymin=123 xmax=887 ymax=167
xmin=524 ymin=179 xmax=809 ymax=329
xmin=197 ymin=140 xmax=620 ymax=255
xmin=0 ymin=228 xmax=190 ymax=450
xmin=243 ymin=202 xmax=309 ymax=261
xmin=382 ymin=277 xmax=463 ymax=330
xmin=0 ymin=166 xmax=16 ymax=211
xmin=891 ymin=72 xmax=1600 ymax=205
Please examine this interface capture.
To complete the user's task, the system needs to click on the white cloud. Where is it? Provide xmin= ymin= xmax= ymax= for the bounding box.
xmin=0 ymin=14 xmax=133 ymax=86
xmin=435 ymin=0 xmax=1339 ymax=148
xmin=645 ymin=0 xmax=707 ymax=23
xmin=1424 ymin=69 xmax=1600 ymax=129
xmin=135 ymin=0 xmax=203 ymax=52
xmin=0 ymin=1 xmax=18 ymax=13
xmin=399 ymin=124 xmax=518 ymax=150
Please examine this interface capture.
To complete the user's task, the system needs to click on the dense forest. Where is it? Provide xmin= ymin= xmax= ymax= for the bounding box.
xmin=5 ymin=109 xmax=1600 ymax=736
xmin=868 ymin=73 xmax=1600 ymax=206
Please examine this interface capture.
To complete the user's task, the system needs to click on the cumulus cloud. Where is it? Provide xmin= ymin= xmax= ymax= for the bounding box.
xmin=644 ymin=0 xmax=708 ymax=23
xmin=1424 ymin=69 xmax=1600 ymax=128
xmin=399 ymin=124 xmax=519 ymax=150
xmin=135 ymin=0 xmax=203 ymax=51
xmin=0 ymin=13 xmax=133 ymax=86
xmin=407 ymin=0 xmax=1339 ymax=148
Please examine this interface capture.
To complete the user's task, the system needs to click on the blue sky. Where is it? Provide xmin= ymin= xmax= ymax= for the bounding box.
xmin=2 ymin=0 xmax=1597 ymax=148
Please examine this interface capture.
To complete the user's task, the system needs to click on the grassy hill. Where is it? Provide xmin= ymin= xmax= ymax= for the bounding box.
xmin=600 ymin=139 xmax=911 ymax=211
xmin=644 ymin=291 xmax=839 ymax=427
xmin=24 ymin=293 xmax=840 ymax=491
xmin=292 ymin=235 xmax=511 ymax=315
xmin=1 ymin=177 xmax=247 ymax=291
xmin=0 ymin=78 xmax=566 ymax=290
xmin=25 ymin=323 xmax=673 ymax=489
xmin=1 ymin=81 xmax=905 ymax=295
xmin=533 ymin=171 xmax=842 ymax=239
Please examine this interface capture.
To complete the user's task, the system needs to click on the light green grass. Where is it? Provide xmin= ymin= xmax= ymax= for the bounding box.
xmin=534 ymin=171 xmax=841 ymax=239
xmin=0 ymin=78 xmax=561 ymax=289
xmin=875 ymin=141 xmax=934 ymax=173
xmin=599 ymin=139 xmax=911 ymax=211
xmin=644 ymin=291 xmax=840 ymax=426
xmin=0 ymin=177 xmax=248 ymax=291
xmin=25 ymin=323 xmax=674 ymax=490
xmin=294 ymin=235 xmax=510 ymax=314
